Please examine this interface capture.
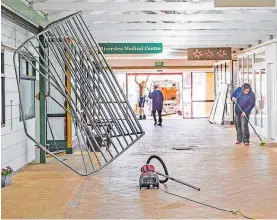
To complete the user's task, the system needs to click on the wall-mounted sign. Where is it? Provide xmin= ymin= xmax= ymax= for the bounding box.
xmin=155 ymin=61 xmax=164 ymax=67
xmin=98 ymin=43 xmax=163 ymax=54
xmin=215 ymin=0 xmax=275 ymax=7
xmin=188 ymin=47 xmax=232 ymax=60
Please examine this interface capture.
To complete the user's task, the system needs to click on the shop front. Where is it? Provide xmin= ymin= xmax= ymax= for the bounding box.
xmin=237 ymin=42 xmax=277 ymax=140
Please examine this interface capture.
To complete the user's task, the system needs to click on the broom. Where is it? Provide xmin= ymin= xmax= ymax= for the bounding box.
xmin=235 ymin=101 xmax=266 ymax=147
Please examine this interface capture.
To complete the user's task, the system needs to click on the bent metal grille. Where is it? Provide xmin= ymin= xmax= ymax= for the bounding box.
xmin=13 ymin=11 xmax=144 ymax=176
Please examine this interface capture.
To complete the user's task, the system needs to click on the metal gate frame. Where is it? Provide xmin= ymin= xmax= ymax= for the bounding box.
xmin=13 ymin=11 xmax=144 ymax=176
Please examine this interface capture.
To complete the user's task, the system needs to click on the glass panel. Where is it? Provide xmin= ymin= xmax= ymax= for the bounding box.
xmin=219 ymin=64 xmax=222 ymax=85
xmin=19 ymin=55 xmax=36 ymax=77
xmin=183 ymin=72 xmax=192 ymax=118
xmin=232 ymin=60 xmax=237 ymax=86
xmin=20 ymin=57 xmax=27 ymax=75
xmin=226 ymin=62 xmax=231 ymax=84
xmin=261 ymin=69 xmax=266 ymax=129
xmin=192 ymin=102 xmax=213 ymax=118
xmin=192 ymin=72 xmax=206 ymax=101
xmin=248 ymin=56 xmax=254 ymax=117
xmin=1 ymin=51 xmax=4 ymax=74
xmin=20 ymin=79 xmax=35 ymax=119
xmin=223 ymin=63 xmax=227 ymax=84
xmin=47 ymin=117 xmax=65 ymax=140
xmin=192 ymin=72 xmax=214 ymax=118
xmin=254 ymin=51 xmax=266 ymax=63
xmin=243 ymin=57 xmax=248 ymax=83
xmin=215 ymin=66 xmax=220 ymax=95
xmin=1 ymin=76 xmax=5 ymax=126
xmin=254 ymin=70 xmax=261 ymax=127
xmin=238 ymin=58 xmax=243 ymax=85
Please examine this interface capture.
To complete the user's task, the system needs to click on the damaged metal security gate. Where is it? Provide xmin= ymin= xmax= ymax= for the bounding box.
xmin=13 ymin=12 xmax=144 ymax=176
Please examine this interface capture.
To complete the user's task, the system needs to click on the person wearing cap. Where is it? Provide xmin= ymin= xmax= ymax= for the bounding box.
xmin=231 ymin=83 xmax=256 ymax=146
xmin=149 ymin=84 xmax=164 ymax=126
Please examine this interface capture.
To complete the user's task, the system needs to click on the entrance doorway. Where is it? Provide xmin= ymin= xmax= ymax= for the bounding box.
xmin=126 ymin=73 xmax=183 ymax=119
xmin=126 ymin=72 xmax=214 ymax=119
xmin=182 ymin=72 xmax=214 ymax=118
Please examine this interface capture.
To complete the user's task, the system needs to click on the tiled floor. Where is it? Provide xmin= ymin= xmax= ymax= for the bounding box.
xmin=2 ymin=119 xmax=277 ymax=219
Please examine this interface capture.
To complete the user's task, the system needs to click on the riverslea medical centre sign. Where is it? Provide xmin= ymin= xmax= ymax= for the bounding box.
xmin=98 ymin=43 xmax=163 ymax=54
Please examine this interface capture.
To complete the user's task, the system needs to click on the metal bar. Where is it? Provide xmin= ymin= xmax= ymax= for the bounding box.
xmin=45 ymin=29 xmax=120 ymax=157
xmin=13 ymin=11 xmax=144 ymax=176
xmin=53 ymin=23 xmax=128 ymax=150
xmin=55 ymin=24 xmax=128 ymax=150
xmin=48 ymin=95 xmax=95 ymax=171
xmin=71 ymin=16 xmax=139 ymax=138
xmin=18 ymin=49 xmax=100 ymax=171
xmin=41 ymin=35 xmax=106 ymax=167
xmin=39 ymin=29 xmax=46 ymax=163
xmin=63 ymin=19 xmax=134 ymax=142
xmin=76 ymin=14 xmax=143 ymax=133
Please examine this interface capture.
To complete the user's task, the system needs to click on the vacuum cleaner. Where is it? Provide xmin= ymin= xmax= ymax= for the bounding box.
xmin=139 ymin=155 xmax=255 ymax=219
xmin=139 ymin=155 xmax=200 ymax=191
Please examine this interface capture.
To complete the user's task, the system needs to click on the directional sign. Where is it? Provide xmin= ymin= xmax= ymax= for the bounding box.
xmin=99 ymin=43 xmax=163 ymax=54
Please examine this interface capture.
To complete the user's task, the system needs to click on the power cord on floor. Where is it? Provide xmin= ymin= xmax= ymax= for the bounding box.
xmin=144 ymin=155 xmax=256 ymax=220
xmin=160 ymin=188 xmax=256 ymax=220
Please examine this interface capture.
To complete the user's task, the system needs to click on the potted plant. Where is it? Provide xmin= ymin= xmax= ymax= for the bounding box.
xmin=1 ymin=166 xmax=13 ymax=188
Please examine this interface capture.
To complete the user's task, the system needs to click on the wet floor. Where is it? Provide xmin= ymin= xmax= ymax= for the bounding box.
xmin=2 ymin=119 xmax=277 ymax=219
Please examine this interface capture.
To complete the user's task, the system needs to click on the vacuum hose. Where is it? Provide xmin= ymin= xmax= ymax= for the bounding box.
xmin=146 ymin=155 xmax=169 ymax=184
xmin=146 ymin=155 xmax=201 ymax=191
xmin=145 ymin=156 xmax=254 ymax=219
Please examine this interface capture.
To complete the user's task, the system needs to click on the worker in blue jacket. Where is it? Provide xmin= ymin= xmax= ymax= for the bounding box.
xmin=231 ymin=83 xmax=256 ymax=146
xmin=149 ymin=85 xmax=164 ymax=126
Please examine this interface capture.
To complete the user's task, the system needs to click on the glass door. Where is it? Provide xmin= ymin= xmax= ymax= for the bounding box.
xmin=182 ymin=72 xmax=192 ymax=118
xmin=182 ymin=72 xmax=214 ymax=118
xmin=192 ymin=72 xmax=214 ymax=118
xmin=267 ymin=63 xmax=277 ymax=140
xmin=252 ymin=67 xmax=267 ymax=137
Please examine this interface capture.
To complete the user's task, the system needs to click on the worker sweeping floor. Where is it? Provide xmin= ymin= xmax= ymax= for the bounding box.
xmin=2 ymin=119 xmax=277 ymax=219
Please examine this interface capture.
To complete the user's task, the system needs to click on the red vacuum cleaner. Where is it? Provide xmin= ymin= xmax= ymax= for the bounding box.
xmin=139 ymin=155 xmax=200 ymax=191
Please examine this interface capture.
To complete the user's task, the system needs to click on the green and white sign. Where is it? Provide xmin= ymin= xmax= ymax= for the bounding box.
xmin=98 ymin=43 xmax=163 ymax=54
xmin=155 ymin=62 xmax=164 ymax=67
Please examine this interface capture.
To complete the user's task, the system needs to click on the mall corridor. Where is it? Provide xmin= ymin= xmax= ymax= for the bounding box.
xmin=2 ymin=1 xmax=277 ymax=219
xmin=2 ymin=120 xmax=277 ymax=219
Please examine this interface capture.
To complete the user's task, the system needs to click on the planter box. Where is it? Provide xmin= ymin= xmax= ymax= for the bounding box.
xmin=1 ymin=173 xmax=13 ymax=188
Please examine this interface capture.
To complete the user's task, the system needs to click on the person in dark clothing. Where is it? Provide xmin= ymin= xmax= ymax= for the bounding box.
xmin=149 ymin=85 xmax=164 ymax=126
xmin=231 ymin=83 xmax=256 ymax=146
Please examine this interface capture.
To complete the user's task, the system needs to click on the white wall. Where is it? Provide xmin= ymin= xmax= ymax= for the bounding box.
xmin=1 ymin=16 xmax=37 ymax=171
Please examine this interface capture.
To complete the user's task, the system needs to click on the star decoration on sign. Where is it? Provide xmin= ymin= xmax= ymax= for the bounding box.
xmin=193 ymin=49 xmax=203 ymax=59
xmin=217 ymin=49 xmax=227 ymax=58
xmin=205 ymin=49 xmax=214 ymax=58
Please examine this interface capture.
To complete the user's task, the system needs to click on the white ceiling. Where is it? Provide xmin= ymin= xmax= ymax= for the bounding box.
xmin=30 ymin=0 xmax=277 ymax=58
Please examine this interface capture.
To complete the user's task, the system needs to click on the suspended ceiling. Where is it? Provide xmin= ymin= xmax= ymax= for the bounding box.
xmin=30 ymin=0 xmax=277 ymax=59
